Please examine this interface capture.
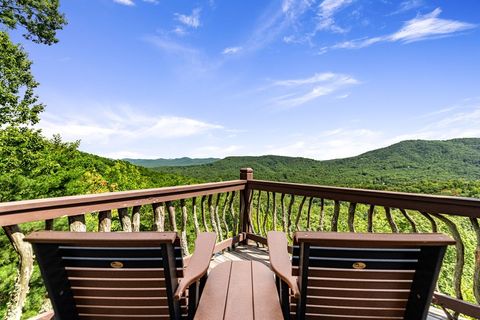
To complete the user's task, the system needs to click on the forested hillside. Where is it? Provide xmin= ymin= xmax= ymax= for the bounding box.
xmin=153 ymin=138 xmax=480 ymax=197
xmin=0 ymin=128 xmax=198 ymax=319
xmin=123 ymin=157 xmax=219 ymax=168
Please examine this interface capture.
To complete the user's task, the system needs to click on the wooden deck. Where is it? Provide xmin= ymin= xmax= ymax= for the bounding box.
xmin=210 ymin=242 xmax=450 ymax=320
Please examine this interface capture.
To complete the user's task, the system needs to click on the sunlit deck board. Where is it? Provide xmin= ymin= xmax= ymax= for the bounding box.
xmin=209 ymin=243 xmax=452 ymax=320
xmin=210 ymin=243 xmax=270 ymax=269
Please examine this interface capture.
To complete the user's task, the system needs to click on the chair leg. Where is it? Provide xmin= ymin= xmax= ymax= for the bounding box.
xmin=187 ymin=282 xmax=199 ymax=320
xmin=280 ymin=280 xmax=290 ymax=320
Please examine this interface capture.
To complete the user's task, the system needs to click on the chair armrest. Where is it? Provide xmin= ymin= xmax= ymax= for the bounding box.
xmin=28 ymin=311 xmax=54 ymax=320
xmin=267 ymin=231 xmax=300 ymax=298
xmin=174 ymin=232 xmax=216 ymax=299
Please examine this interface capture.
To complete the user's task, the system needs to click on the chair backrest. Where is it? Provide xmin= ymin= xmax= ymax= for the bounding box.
xmin=25 ymin=231 xmax=186 ymax=320
xmin=291 ymin=232 xmax=454 ymax=320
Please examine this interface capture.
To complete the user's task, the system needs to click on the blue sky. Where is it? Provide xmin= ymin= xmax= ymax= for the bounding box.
xmin=18 ymin=0 xmax=480 ymax=159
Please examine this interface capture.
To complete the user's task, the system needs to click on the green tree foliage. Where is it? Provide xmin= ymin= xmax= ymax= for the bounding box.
xmin=0 ymin=0 xmax=66 ymax=45
xmin=0 ymin=32 xmax=44 ymax=126
xmin=0 ymin=0 xmax=66 ymax=127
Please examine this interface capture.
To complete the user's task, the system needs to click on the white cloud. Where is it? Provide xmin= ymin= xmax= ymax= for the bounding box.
xmin=39 ymin=106 xmax=223 ymax=147
xmin=272 ymin=72 xmax=359 ymax=107
xmin=113 ymin=0 xmax=134 ymax=6
xmin=326 ymin=8 xmax=476 ymax=52
xmin=222 ymin=46 xmax=242 ymax=55
xmin=390 ymin=0 xmax=424 ymax=15
xmin=390 ymin=8 xmax=475 ymax=42
xmin=266 ymin=128 xmax=382 ymax=160
xmin=316 ymin=0 xmax=354 ymax=33
xmin=175 ymin=8 xmax=201 ymax=29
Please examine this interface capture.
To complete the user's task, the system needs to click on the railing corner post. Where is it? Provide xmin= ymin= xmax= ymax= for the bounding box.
xmin=239 ymin=168 xmax=254 ymax=245
xmin=240 ymin=167 xmax=254 ymax=181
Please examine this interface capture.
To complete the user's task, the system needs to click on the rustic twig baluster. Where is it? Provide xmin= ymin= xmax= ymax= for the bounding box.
xmin=2 ymin=225 xmax=34 ymax=320
xmin=262 ymin=191 xmax=270 ymax=236
xmin=281 ymin=193 xmax=286 ymax=232
xmin=208 ymin=195 xmax=220 ymax=238
xmin=152 ymin=202 xmax=165 ymax=232
xmin=118 ymin=208 xmax=132 ymax=232
xmin=331 ymin=201 xmax=340 ymax=232
xmin=214 ymin=194 xmax=223 ymax=241
xmin=294 ymin=196 xmax=307 ymax=231
xmin=68 ymin=215 xmax=86 ymax=232
xmin=433 ymin=213 xmax=465 ymax=319
xmin=399 ymin=209 xmax=417 ymax=233
xmin=192 ymin=197 xmax=200 ymax=235
xmin=367 ymin=205 xmax=375 ymax=233
xmin=180 ymin=199 xmax=189 ymax=255
xmin=287 ymin=194 xmax=295 ymax=238
xmin=319 ymin=198 xmax=325 ymax=231
xmin=200 ymin=195 xmax=209 ymax=232
xmin=228 ymin=191 xmax=237 ymax=234
xmin=306 ymin=197 xmax=313 ymax=231
xmin=256 ymin=191 xmax=262 ymax=236
xmin=98 ymin=210 xmax=112 ymax=232
xmin=132 ymin=206 xmax=141 ymax=232
xmin=470 ymin=217 xmax=480 ymax=304
xmin=384 ymin=207 xmax=398 ymax=233
xmin=347 ymin=203 xmax=357 ymax=232
xmin=272 ymin=192 xmax=277 ymax=231
xmin=420 ymin=211 xmax=438 ymax=233
xmin=221 ymin=192 xmax=230 ymax=238
xmin=166 ymin=201 xmax=177 ymax=232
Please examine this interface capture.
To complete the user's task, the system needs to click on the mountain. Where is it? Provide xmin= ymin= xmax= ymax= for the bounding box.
xmin=152 ymin=138 xmax=480 ymax=195
xmin=123 ymin=157 xmax=219 ymax=168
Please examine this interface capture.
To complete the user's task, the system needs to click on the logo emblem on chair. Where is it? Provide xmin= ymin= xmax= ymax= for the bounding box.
xmin=110 ymin=261 xmax=124 ymax=268
xmin=352 ymin=262 xmax=366 ymax=269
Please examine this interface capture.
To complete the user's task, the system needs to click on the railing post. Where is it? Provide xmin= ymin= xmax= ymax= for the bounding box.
xmin=239 ymin=168 xmax=253 ymax=244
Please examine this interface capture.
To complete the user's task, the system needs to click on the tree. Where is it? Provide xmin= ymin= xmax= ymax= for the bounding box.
xmin=0 ymin=32 xmax=44 ymax=126
xmin=0 ymin=0 xmax=66 ymax=127
xmin=0 ymin=0 xmax=66 ymax=45
xmin=0 ymin=2 xmax=66 ymax=319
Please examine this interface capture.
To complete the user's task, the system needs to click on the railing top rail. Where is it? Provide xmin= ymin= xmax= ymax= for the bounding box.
xmin=0 ymin=180 xmax=246 ymax=227
xmin=249 ymin=179 xmax=480 ymax=217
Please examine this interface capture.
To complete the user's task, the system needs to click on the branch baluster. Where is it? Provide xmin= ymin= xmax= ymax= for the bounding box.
xmin=331 ymin=201 xmax=340 ymax=232
xmin=152 ymin=202 xmax=165 ymax=232
xmin=221 ymin=192 xmax=230 ymax=238
xmin=131 ymin=206 xmax=141 ymax=232
xmin=367 ymin=205 xmax=375 ymax=233
xmin=384 ymin=207 xmax=398 ymax=233
xmin=347 ymin=202 xmax=357 ymax=232
xmin=180 ymin=199 xmax=189 ymax=256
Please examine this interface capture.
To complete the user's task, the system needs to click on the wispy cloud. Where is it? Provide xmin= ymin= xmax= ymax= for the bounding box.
xmin=390 ymin=0 xmax=424 ymax=15
xmin=324 ymin=8 xmax=476 ymax=52
xmin=316 ymin=0 xmax=354 ymax=33
xmin=175 ymin=8 xmax=201 ymax=29
xmin=113 ymin=0 xmax=134 ymax=6
xmin=271 ymin=72 xmax=359 ymax=107
xmin=222 ymin=46 xmax=242 ymax=55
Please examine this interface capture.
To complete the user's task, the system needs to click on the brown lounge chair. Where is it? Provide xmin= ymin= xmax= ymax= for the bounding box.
xmin=25 ymin=231 xmax=216 ymax=320
xmin=268 ymin=231 xmax=454 ymax=320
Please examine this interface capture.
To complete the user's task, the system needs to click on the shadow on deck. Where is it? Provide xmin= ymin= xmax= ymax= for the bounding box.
xmin=211 ymin=242 xmax=452 ymax=320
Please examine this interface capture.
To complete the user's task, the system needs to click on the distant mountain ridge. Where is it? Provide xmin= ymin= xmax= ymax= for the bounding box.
xmin=151 ymin=138 xmax=480 ymax=194
xmin=123 ymin=157 xmax=219 ymax=168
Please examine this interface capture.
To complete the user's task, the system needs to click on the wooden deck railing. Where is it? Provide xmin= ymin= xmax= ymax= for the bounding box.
xmin=0 ymin=168 xmax=479 ymax=319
